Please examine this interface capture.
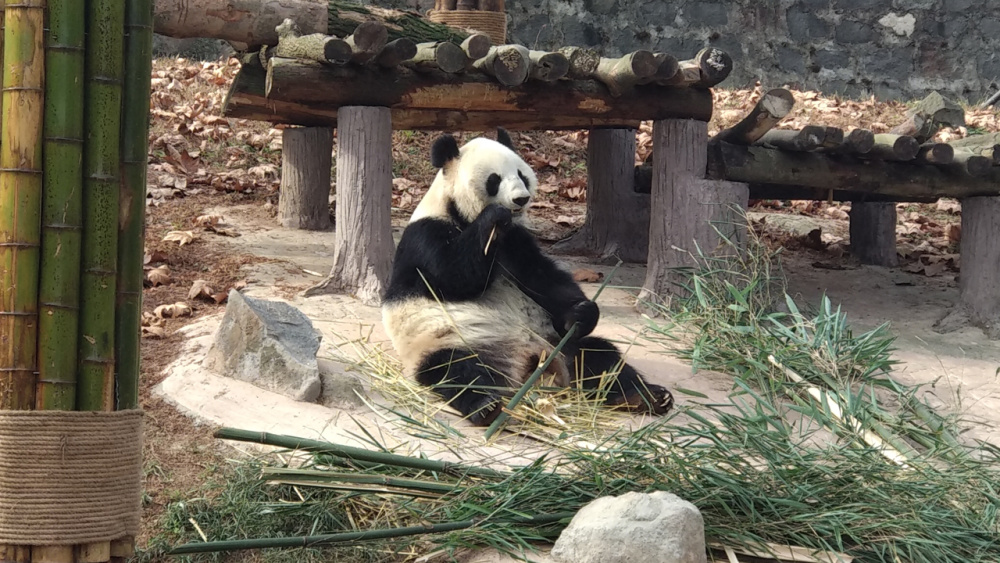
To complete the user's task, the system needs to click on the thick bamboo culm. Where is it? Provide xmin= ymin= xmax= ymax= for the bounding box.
xmin=77 ymin=0 xmax=125 ymax=413
xmin=37 ymin=0 xmax=85 ymax=411
xmin=0 ymin=0 xmax=45 ymax=412
xmin=115 ymin=0 xmax=154 ymax=412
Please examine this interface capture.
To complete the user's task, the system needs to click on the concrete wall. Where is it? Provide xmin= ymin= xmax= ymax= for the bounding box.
xmin=384 ymin=0 xmax=1000 ymax=102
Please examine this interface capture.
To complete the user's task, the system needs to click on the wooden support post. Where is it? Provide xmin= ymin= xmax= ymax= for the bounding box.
xmin=550 ymin=128 xmax=650 ymax=263
xmin=638 ymin=119 xmax=749 ymax=309
xmin=305 ymin=107 xmax=393 ymax=305
xmin=936 ymin=197 xmax=1000 ymax=338
xmin=277 ymin=126 xmax=333 ymax=230
xmin=849 ymin=202 xmax=898 ymax=267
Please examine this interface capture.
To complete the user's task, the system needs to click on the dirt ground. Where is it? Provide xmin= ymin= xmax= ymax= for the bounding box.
xmin=134 ymin=57 xmax=1000 ymax=559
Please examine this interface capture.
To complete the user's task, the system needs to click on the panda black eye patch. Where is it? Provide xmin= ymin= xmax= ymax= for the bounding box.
xmin=518 ymin=170 xmax=530 ymax=189
xmin=486 ymin=173 xmax=501 ymax=196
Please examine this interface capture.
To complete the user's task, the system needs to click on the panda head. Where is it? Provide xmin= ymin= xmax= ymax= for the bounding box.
xmin=411 ymin=128 xmax=538 ymax=226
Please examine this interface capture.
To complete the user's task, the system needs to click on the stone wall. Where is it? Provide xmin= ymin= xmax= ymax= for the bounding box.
xmin=384 ymin=0 xmax=1000 ymax=102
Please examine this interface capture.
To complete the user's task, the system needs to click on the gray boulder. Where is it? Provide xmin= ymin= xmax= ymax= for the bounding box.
xmin=551 ymin=491 xmax=706 ymax=563
xmin=204 ymin=290 xmax=322 ymax=402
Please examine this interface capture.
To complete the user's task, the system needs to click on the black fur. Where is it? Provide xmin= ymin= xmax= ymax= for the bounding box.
xmin=486 ymin=173 xmax=501 ymax=197
xmin=431 ymin=134 xmax=460 ymax=168
xmin=496 ymin=127 xmax=515 ymax=151
xmin=414 ymin=349 xmax=510 ymax=426
xmin=517 ymin=170 xmax=531 ymax=190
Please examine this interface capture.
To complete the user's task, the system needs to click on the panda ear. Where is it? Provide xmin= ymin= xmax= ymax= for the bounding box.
xmin=431 ymin=134 xmax=460 ymax=168
xmin=496 ymin=127 xmax=516 ymax=151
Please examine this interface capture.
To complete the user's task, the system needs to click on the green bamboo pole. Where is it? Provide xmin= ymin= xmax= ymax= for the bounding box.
xmin=36 ymin=0 xmax=85 ymax=410
xmin=214 ymin=428 xmax=508 ymax=479
xmin=169 ymin=512 xmax=574 ymax=555
xmin=0 ymin=0 xmax=44 ymax=411
xmin=77 ymin=0 xmax=125 ymax=412
xmin=115 ymin=0 xmax=153 ymax=411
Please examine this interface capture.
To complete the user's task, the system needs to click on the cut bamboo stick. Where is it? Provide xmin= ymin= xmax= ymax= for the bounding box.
xmin=0 ymin=0 xmax=44 ymax=411
xmin=115 ymin=0 xmax=154 ymax=413
xmin=78 ymin=0 xmax=126 ymax=412
xmin=37 ymin=0 xmax=85 ymax=411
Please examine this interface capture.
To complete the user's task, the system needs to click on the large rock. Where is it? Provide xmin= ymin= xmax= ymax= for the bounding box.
xmin=204 ymin=290 xmax=322 ymax=402
xmin=551 ymin=491 xmax=706 ymax=563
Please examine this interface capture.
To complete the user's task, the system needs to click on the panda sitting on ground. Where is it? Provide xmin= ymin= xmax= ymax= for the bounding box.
xmin=381 ymin=128 xmax=674 ymax=426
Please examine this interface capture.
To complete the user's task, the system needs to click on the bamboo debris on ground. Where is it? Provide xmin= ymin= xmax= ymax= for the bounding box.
xmin=116 ymin=0 xmax=154 ymax=412
xmin=78 ymin=0 xmax=126 ymax=412
xmin=0 ymin=0 xmax=45 ymax=411
xmin=37 ymin=0 xmax=86 ymax=411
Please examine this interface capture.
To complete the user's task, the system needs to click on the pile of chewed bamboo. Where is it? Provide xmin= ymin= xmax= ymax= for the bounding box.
xmin=0 ymin=0 xmax=153 ymax=560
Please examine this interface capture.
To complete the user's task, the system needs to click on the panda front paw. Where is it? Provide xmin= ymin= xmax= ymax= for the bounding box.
xmin=477 ymin=204 xmax=514 ymax=252
xmin=465 ymin=393 xmax=504 ymax=426
xmin=564 ymin=300 xmax=599 ymax=337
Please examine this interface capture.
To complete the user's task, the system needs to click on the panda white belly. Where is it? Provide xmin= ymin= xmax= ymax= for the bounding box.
xmin=382 ymin=276 xmax=569 ymax=386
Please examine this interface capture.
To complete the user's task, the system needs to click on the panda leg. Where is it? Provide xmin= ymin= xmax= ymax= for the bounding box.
xmin=570 ymin=336 xmax=674 ymax=415
xmin=414 ymin=349 xmax=510 ymax=426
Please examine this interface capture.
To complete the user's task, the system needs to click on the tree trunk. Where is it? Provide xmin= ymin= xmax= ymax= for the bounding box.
xmin=849 ymin=202 xmax=898 ymax=267
xmin=935 ymin=197 xmax=1000 ymax=339
xmin=638 ymin=120 xmax=749 ymax=309
xmin=278 ymin=127 xmax=333 ymax=230
xmin=712 ymin=88 xmax=794 ymax=145
xmin=958 ymin=197 xmax=1000 ymax=338
xmin=305 ymin=107 xmax=392 ymax=305
xmin=550 ymin=128 xmax=649 ymax=263
xmin=153 ymin=0 xmax=328 ymax=46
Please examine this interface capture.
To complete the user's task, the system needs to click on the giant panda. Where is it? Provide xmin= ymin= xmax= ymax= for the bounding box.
xmin=381 ymin=128 xmax=674 ymax=426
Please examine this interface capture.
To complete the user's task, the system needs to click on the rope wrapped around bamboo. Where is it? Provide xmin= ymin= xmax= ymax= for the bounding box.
xmin=0 ymin=410 xmax=143 ymax=545
xmin=427 ymin=9 xmax=506 ymax=45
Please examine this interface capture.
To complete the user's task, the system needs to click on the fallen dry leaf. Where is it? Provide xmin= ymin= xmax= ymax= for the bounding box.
xmin=188 ymin=279 xmax=215 ymax=300
xmin=194 ymin=213 xmax=223 ymax=227
xmin=154 ymin=302 xmax=192 ymax=318
xmin=143 ymin=250 xmax=169 ymax=265
xmin=146 ymin=265 xmax=172 ymax=287
xmin=936 ymin=199 xmax=961 ymax=214
xmin=572 ymin=268 xmax=604 ymax=283
xmin=947 ymin=223 xmax=961 ymax=243
xmin=163 ymin=230 xmax=199 ymax=246
xmin=141 ymin=325 xmax=167 ymax=338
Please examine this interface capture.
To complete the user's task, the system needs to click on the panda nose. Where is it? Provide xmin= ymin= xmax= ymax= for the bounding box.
xmin=513 ymin=196 xmax=530 ymax=207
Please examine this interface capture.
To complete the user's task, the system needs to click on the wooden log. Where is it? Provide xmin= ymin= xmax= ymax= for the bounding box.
xmin=559 ymin=46 xmax=600 ymax=79
xmin=229 ymin=57 xmax=713 ymax=129
xmin=409 ymin=41 xmax=467 ymax=73
xmin=344 ymin=20 xmax=388 ymax=64
xmin=821 ymin=126 xmax=844 ymax=149
xmin=441 ymin=0 xmax=457 ymax=9
xmin=756 ymin=126 xmax=826 ymax=151
xmin=460 ymin=33 xmax=491 ymax=60
xmin=956 ymin=196 xmax=1000 ymax=338
xmin=707 ymin=141 xmax=1000 ymax=200
xmin=637 ymin=52 xmax=680 ymax=85
xmin=550 ymin=128 xmax=650 ymax=263
xmin=947 ymin=150 xmax=992 ymax=176
xmin=664 ymin=47 xmax=733 ymax=88
xmin=915 ymin=142 xmax=954 ymax=165
xmin=478 ymin=0 xmax=504 ymax=10
xmin=473 ymin=44 xmax=530 ymax=86
xmin=278 ymin=127 xmax=333 ymax=230
xmin=636 ymin=170 xmax=939 ymax=202
xmin=863 ymin=133 xmax=920 ymax=161
xmin=712 ymin=88 xmax=794 ymax=145
xmin=305 ymin=106 xmax=393 ymax=305
xmin=375 ymin=37 xmax=417 ymax=67
xmin=456 ymin=0 xmax=476 ymax=9
xmin=638 ymin=119 xmax=748 ymax=307
xmin=260 ymin=56 xmax=712 ymax=119
xmin=271 ymin=18 xmax=351 ymax=64
xmin=849 ymin=202 xmax=898 ymax=267
xmin=837 ymin=128 xmax=875 ymax=154
xmin=889 ymin=91 xmax=964 ymax=143
xmin=528 ymin=50 xmax=570 ymax=81
xmin=947 ymin=133 xmax=1000 ymax=165
xmin=153 ymin=0 xmax=328 ymax=46
xmin=594 ymin=50 xmax=658 ymax=96
xmin=326 ymin=1 xmax=471 ymax=43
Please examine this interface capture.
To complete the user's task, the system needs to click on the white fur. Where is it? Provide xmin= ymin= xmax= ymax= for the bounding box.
xmin=410 ymin=137 xmax=538 ymax=225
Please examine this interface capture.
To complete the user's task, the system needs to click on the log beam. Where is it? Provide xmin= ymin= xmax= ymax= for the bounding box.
xmin=228 ymin=57 xmax=713 ymax=129
xmin=706 ymin=142 xmax=1000 ymax=200
xmin=849 ymin=202 xmax=898 ymax=267
xmin=278 ymin=127 xmax=333 ymax=230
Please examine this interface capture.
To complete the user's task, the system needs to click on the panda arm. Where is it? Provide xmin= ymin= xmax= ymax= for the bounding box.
xmin=387 ymin=217 xmax=502 ymax=301
xmin=497 ymin=225 xmax=598 ymax=337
